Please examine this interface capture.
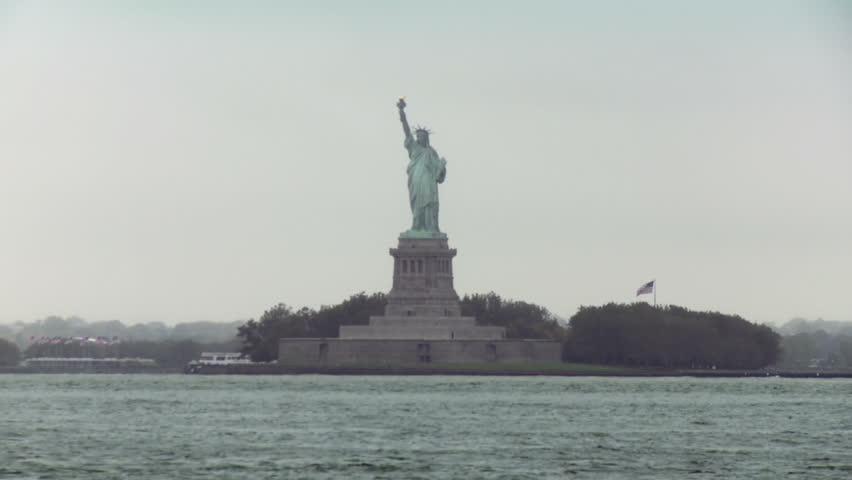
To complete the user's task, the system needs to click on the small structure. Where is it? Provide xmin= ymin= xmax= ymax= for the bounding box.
xmin=197 ymin=352 xmax=253 ymax=366
xmin=185 ymin=352 xmax=254 ymax=373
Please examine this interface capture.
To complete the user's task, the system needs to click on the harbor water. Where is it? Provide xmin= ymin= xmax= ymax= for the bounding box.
xmin=1 ymin=375 xmax=850 ymax=479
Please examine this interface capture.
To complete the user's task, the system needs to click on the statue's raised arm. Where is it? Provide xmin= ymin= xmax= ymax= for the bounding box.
xmin=397 ymin=97 xmax=412 ymax=140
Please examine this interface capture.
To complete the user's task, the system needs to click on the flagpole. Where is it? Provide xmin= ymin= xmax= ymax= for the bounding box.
xmin=654 ymin=279 xmax=657 ymax=308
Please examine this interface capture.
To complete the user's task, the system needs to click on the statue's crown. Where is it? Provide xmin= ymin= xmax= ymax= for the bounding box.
xmin=414 ymin=125 xmax=432 ymax=135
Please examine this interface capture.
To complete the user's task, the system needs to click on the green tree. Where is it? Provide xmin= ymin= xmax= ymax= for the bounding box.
xmin=777 ymin=330 xmax=852 ymax=369
xmin=460 ymin=292 xmax=566 ymax=340
xmin=0 ymin=338 xmax=20 ymax=366
xmin=237 ymin=304 xmax=303 ymax=362
xmin=565 ymin=303 xmax=780 ymax=369
xmin=238 ymin=293 xmax=387 ymax=362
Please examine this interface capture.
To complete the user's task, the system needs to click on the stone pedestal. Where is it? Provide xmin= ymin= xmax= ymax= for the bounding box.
xmin=385 ymin=237 xmax=462 ymax=317
xmin=338 ymin=236 xmax=506 ymax=341
xmin=338 ymin=316 xmax=505 ymax=340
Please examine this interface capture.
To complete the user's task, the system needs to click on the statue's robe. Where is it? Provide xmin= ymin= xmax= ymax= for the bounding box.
xmin=404 ymin=136 xmax=446 ymax=233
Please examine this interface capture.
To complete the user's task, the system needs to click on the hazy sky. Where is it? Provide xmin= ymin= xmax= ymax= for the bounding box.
xmin=1 ymin=1 xmax=850 ymax=326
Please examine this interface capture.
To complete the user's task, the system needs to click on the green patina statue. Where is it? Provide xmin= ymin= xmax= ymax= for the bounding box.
xmin=397 ymin=97 xmax=448 ymax=239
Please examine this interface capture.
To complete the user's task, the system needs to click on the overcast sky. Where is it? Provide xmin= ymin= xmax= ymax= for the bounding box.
xmin=1 ymin=1 xmax=850 ymax=326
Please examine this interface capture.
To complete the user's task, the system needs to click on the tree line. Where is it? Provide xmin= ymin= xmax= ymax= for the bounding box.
xmin=0 ymin=316 xmax=245 ymax=368
xmin=563 ymin=303 xmax=780 ymax=369
xmin=0 ymin=339 xmax=18 ymax=366
xmin=18 ymin=339 xmax=242 ymax=368
xmin=237 ymin=291 xmax=566 ymax=361
xmin=777 ymin=330 xmax=852 ymax=369
xmin=2 ymin=316 xmax=244 ymax=348
xmin=1 ymin=294 xmax=785 ymax=370
xmin=237 ymin=292 xmax=780 ymax=370
xmin=237 ymin=292 xmax=388 ymax=362
xmin=460 ymin=292 xmax=566 ymax=340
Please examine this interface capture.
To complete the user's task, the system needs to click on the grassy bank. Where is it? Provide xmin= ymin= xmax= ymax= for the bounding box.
xmin=418 ymin=362 xmax=631 ymax=373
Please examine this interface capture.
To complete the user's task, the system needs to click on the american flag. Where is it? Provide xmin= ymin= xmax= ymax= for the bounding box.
xmin=636 ymin=280 xmax=655 ymax=296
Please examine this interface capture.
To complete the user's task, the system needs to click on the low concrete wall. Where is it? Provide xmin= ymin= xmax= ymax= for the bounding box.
xmin=279 ymin=338 xmax=562 ymax=364
xmin=339 ymin=325 xmax=505 ymax=340
xmin=367 ymin=316 xmax=477 ymax=328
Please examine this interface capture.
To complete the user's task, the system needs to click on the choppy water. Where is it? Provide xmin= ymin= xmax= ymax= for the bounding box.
xmin=0 ymin=375 xmax=850 ymax=479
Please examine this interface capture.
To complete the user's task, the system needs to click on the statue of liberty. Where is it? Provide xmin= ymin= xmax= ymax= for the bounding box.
xmin=396 ymin=97 xmax=447 ymax=239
